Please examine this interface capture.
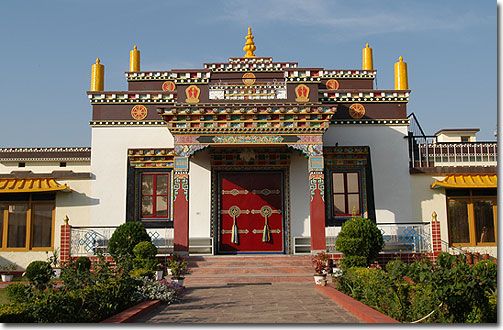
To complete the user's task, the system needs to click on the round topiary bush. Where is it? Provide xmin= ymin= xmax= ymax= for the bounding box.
xmin=25 ymin=261 xmax=53 ymax=289
xmin=133 ymin=241 xmax=158 ymax=260
xmin=108 ymin=221 xmax=151 ymax=260
xmin=335 ymin=217 xmax=384 ymax=268
xmin=75 ymin=257 xmax=92 ymax=272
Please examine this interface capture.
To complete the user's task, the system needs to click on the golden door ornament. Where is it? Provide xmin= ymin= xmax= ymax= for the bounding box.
xmin=349 ymin=103 xmax=366 ymax=119
xmin=131 ymin=105 xmax=148 ymax=120
xmin=185 ymin=85 xmax=200 ymax=104
xmin=295 ymin=84 xmax=310 ymax=102
xmin=162 ymin=81 xmax=176 ymax=92
xmin=228 ymin=205 xmax=241 ymax=244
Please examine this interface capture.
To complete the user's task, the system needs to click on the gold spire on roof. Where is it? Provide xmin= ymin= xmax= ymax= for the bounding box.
xmin=90 ymin=57 xmax=104 ymax=91
xmin=243 ymin=27 xmax=256 ymax=58
xmin=362 ymin=43 xmax=374 ymax=70
xmin=129 ymin=44 xmax=140 ymax=72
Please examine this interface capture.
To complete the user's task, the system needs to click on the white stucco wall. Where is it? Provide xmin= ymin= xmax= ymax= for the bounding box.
xmin=289 ymin=153 xmax=310 ymax=237
xmin=189 ymin=150 xmax=211 ymax=238
xmin=324 ymin=124 xmax=412 ymax=223
xmin=90 ymin=127 xmax=174 ymax=227
xmin=0 ymin=161 xmax=90 ymax=173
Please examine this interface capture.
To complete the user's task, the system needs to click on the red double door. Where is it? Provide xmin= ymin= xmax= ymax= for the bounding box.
xmin=219 ymin=172 xmax=284 ymax=253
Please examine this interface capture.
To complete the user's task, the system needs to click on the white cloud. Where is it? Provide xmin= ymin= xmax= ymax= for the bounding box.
xmin=215 ymin=0 xmax=491 ymax=39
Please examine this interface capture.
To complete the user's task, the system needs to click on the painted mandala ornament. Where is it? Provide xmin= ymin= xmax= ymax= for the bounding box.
xmin=185 ymin=85 xmax=200 ymax=104
xmin=131 ymin=105 xmax=148 ymax=120
xmin=295 ymin=84 xmax=310 ymax=103
xmin=325 ymin=79 xmax=340 ymax=90
xmin=242 ymin=72 xmax=256 ymax=86
xmin=349 ymin=103 xmax=366 ymax=119
xmin=162 ymin=81 xmax=176 ymax=92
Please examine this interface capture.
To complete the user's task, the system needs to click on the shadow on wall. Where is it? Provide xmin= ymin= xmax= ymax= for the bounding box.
xmin=57 ymin=190 xmax=100 ymax=207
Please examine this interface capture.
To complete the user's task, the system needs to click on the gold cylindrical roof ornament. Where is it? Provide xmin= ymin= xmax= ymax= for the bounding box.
xmin=90 ymin=58 xmax=104 ymax=91
xmin=362 ymin=43 xmax=373 ymax=70
xmin=394 ymin=56 xmax=408 ymax=90
xmin=129 ymin=45 xmax=140 ymax=72
xmin=243 ymin=27 xmax=256 ymax=58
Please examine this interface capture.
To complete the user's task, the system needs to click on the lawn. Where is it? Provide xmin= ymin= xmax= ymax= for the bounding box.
xmin=0 ymin=288 xmax=10 ymax=305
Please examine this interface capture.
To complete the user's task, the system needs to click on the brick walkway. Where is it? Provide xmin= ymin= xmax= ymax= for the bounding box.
xmin=135 ymin=283 xmax=360 ymax=324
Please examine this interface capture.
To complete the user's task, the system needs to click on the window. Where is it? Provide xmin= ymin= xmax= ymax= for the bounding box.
xmin=0 ymin=194 xmax=55 ymax=251
xmin=331 ymin=172 xmax=361 ymax=217
xmin=447 ymin=189 xmax=497 ymax=247
xmin=460 ymin=136 xmax=470 ymax=142
xmin=140 ymin=173 xmax=170 ymax=219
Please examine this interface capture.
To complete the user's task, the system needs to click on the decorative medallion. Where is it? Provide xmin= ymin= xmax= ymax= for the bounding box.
xmin=242 ymin=72 xmax=256 ymax=86
xmin=222 ymin=189 xmax=249 ymax=196
xmin=349 ymin=103 xmax=366 ymax=119
xmin=325 ymin=79 xmax=339 ymax=90
xmin=162 ymin=80 xmax=176 ymax=92
xmin=185 ymin=85 xmax=200 ymax=104
xmin=130 ymin=105 xmax=148 ymax=120
xmin=295 ymin=84 xmax=310 ymax=103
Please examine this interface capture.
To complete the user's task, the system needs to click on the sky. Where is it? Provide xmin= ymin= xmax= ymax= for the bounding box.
xmin=0 ymin=0 xmax=497 ymax=147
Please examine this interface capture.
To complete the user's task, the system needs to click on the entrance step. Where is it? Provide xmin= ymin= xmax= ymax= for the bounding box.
xmin=184 ymin=255 xmax=314 ymax=286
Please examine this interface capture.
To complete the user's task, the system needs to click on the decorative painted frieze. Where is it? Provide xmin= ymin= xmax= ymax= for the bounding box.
xmin=88 ymin=92 xmax=176 ymax=104
xmin=89 ymin=120 xmax=166 ymax=127
xmin=126 ymin=71 xmax=210 ymax=83
xmin=127 ymin=148 xmax=175 ymax=168
xmin=208 ymin=83 xmax=287 ymax=101
xmin=331 ymin=119 xmax=410 ymax=125
xmin=204 ymin=58 xmax=298 ymax=72
xmin=320 ymin=90 xmax=409 ymax=103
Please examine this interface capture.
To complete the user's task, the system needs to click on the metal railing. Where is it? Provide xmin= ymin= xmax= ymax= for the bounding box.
xmin=323 ymin=222 xmax=432 ymax=254
xmin=70 ymin=226 xmax=174 ymax=257
xmin=410 ymin=141 xmax=498 ymax=168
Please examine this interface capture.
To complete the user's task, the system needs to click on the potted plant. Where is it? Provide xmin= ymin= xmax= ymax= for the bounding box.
xmin=311 ymin=252 xmax=329 ymax=286
xmin=46 ymin=248 xmax=61 ymax=278
xmin=0 ymin=262 xmax=17 ymax=282
xmin=155 ymin=263 xmax=165 ymax=281
xmin=167 ymin=255 xmax=188 ymax=286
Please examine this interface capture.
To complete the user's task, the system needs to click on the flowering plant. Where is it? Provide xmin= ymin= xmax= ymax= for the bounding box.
xmin=311 ymin=252 xmax=330 ymax=275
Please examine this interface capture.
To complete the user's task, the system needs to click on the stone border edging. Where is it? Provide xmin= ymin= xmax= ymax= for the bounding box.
xmin=315 ymin=285 xmax=399 ymax=324
xmin=101 ymin=300 xmax=162 ymax=323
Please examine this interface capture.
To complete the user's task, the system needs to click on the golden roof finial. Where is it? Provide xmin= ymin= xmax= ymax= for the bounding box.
xmin=96 ymin=58 xmax=100 ymax=64
xmin=243 ymin=26 xmax=256 ymax=58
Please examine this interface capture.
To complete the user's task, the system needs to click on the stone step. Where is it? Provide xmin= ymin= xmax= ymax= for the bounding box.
xmin=189 ymin=265 xmax=312 ymax=275
xmin=184 ymin=274 xmax=315 ymax=286
xmin=187 ymin=256 xmax=313 ymax=268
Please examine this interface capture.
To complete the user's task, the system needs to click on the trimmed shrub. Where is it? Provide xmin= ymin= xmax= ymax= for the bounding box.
xmin=108 ymin=222 xmax=151 ymax=262
xmin=75 ymin=257 xmax=92 ymax=272
xmin=0 ymin=304 xmax=34 ymax=323
xmin=25 ymin=261 xmax=53 ymax=289
xmin=5 ymin=283 xmax=33 ymax=303
xmin=133 ymin=241 xmax=157 ymax=260
xmin=335 ymin=217 xmax=384 ymax=268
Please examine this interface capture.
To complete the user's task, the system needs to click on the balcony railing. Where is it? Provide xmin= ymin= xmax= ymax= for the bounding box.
xmin=70 ymin=226 xmax=174 ymax=257
xmin=409 ymin=137 xmax=497 ymax=168
xmin=322 ymin=222 xmax=432 ymax=254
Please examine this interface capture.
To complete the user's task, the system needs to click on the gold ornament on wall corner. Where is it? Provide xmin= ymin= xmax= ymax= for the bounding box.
xmin=295 ymin=84 xmax=310 ymax=103
xmin=131 ymin=105 xmax=148 ymax=120
xmin=242 ymin=72 xmax=256 ymax=86
xmin=185 ymin=85 xmax=200 ymax=104
xmin=349 ymin=103 xmax=366 ymax=119
xmin=162 ymin=80 xmax=176 ymax=92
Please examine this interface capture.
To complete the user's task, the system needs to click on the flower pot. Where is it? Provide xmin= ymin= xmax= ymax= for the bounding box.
xmin=332 ymin=267 xmax=343 ymax=277
xmin=1 ymin=274 xmax=13 ymax=282
xmin=313 ymin=274 xmax=327 ymax=286
xmin=155 ymin=270 xmax=164 ymax=280
xmin=53 ymin=268 xmax=62 ymax=278
xmin=171 ymin=277 xmax=185 ymax=286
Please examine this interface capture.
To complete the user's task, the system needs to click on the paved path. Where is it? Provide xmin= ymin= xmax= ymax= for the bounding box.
xmin=135 ymin=283 xmax=360 ymax=324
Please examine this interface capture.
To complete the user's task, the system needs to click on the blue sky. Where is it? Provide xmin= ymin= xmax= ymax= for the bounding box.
xmin=0 ymin=0 xmax=496 ymax=146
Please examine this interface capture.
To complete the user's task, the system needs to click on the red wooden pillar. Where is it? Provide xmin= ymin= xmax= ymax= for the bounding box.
xmin=173 ymin=157 xmax=189 ymax=255
xmin=430 ymin=211 xmax=442 ymax=258
xmin=309 ymin=155 xmax=326 ymax=252
xmin=60 ymin=216 xmax=71 ymax=264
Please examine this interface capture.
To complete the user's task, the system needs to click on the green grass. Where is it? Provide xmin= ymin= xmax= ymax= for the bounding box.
xmin=0 ymin=288 xmax=10 ymax=305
